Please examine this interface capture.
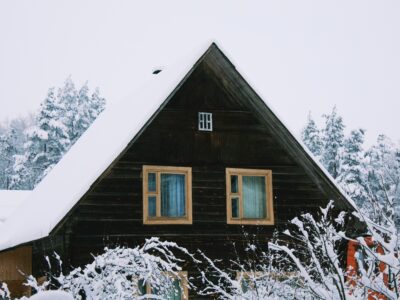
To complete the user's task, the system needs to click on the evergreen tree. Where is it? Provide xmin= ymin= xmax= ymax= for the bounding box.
xmin=14 ymin=88 xmax=71 ymax=188
xmin=337 ymin=129 xmax=367 ymax=206
xmin=364 ymin=135 xmax=400 ymax=207
xmin=58 ymin=77 xmax=78 ymax=142
xmin=70 ymin=82 xmax=91 ymax=144
xmin=88 ymin=87 xmax=106 ymax=122
xmin=321 ymin=106 xmax=345 ymax=179
xmin=301 ymin=112 xmax=323 ymax=157
xmin=0 ymin=128 xmax=18 ymax=189
xmin=7 ymin=78 xmax=106 ymax=190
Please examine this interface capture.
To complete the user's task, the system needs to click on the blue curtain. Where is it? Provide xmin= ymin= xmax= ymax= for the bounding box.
xmin=166 ymin=279 xmax=181 ymax=300
xmin=242 ymin=176 xmax=266 ymax=218
xmin=152 ymin=279 xmax=181 ymax=300
xmin=161 ymin=174 xmax=186 ymax=217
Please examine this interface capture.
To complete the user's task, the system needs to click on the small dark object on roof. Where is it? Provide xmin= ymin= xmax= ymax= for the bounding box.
xmin=152 ymin=69 xmax=162 ymax=75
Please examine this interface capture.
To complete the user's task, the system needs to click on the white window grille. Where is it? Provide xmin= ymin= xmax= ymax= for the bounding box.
xmin=198 ymin=112 xmax=213 ymax=131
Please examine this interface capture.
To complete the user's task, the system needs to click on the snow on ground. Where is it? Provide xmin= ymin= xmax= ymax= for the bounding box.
xmin=27 ymin=291 xmax=73 ymax=300
xmin=0 ymin=190 xmax=31 ymax=223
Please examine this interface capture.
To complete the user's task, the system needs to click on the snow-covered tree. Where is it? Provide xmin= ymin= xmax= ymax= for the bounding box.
xmin=0 ymin=116 xmax=33 ymax=189
xmin=13 ymin=88 xmax=70 ymax=188
xmin=0 ymin=128 xmax=18 ymax=189
xmin=4 ymin=78 xmax=106 ymax=190
xmin=337 ymin=129 xmax=367 ymax=207
xmin=321 ymin=107 xmax=345 ymax=179
xmin=301 ymin=112 xmax=323 ymax=158
xmin=57 ymin=77 xmax=78 ymax=143
xmin=88 ymin=87 xmax=106 ymax=124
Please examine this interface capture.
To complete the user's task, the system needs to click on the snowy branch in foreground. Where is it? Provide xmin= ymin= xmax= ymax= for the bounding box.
xmin=196 ymin=236 xmax=311 ymax=300
xmin=269 ymin=201 xmax=356 ymax=300
xmin=0 ymin=282 xmax=11 ymax=299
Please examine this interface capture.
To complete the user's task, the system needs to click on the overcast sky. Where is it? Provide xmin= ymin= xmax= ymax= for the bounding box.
xmin=0 ymin=1 xmax=399 ymax=145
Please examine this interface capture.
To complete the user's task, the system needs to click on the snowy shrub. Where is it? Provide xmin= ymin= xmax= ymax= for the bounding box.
xmin=347 ymin=178 xmax=400 ymax=300
xmin=268 ymin=201 xmax=353 ymax=299
xmin=22 ymin=238 xmax=196 ymax=300
xmin=0 ymin=282 xmax=11 ymax=299
xmin=269 ymin=196 xmax=400 ymax=299
xmin=197 ymin=234 xmax=312 ymax=299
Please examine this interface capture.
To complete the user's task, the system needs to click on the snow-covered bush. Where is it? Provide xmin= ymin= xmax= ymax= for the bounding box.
xmin=268 ymin=201 xmax=353 ymax=299
xmin=0 ymin=282 xmax=11 ymax=299
xmin=16 ymin=238 xmax=196 ymax=300
xmin=347 ymin=178 xmax=400 ymax=299
xmin=269 ymin=195 xmax=400 ymax=299
xmin=197 ymin=235 xmax=312 ymax=299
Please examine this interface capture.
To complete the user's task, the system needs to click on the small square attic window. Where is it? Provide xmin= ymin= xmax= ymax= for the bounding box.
xmin=198 ymin=112 xmax=212 ymax=131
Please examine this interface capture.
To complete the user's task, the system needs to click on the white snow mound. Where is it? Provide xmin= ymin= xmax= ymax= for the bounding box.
xmin=28 ymin=291 xmax=73 ymax=300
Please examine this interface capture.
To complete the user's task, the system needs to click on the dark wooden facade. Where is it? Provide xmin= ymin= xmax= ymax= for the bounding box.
xmin=25 ymin=44 xmax=353 ymax=298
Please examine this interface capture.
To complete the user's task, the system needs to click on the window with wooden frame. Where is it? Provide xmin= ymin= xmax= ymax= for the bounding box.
xmin=143 ymin=166 xmax=192 ymax=225
xmin=226 ymin=168 xmax=274 ymax=225
xmin=136 ymin=271 xmax=189 ymax=299
xmin=236 ymin=271 xmax=267 ymax=293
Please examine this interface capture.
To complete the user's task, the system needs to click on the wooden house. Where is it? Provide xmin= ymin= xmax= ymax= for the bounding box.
xmin=0 ymin=43 xmax=357 ymax=298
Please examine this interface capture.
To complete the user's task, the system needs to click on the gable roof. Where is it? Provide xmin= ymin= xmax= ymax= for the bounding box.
xmin=0 ymin=42 xmax=357 ymax=252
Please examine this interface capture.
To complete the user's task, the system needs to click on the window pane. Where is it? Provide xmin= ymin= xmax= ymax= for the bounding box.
xmin=232 ymin=197 xmax=239 ymax=218
xmin=241 ymin=278 xmax=250 ymax=293
xmin=231 ymin=175 xmax=238 ymax=193
xmin=137 ymin=279 xmax=147 ymax=295
xmin=242 ymin=176 xmax=266 ymax=219
xmin=148 ymin=196 xmax=157 ymax=217
xmin=148 ymin=173 xmax=156 ymax=192
xmin=161 ymin=174 xmax=186 ymax=217
xmin=166 ymin=279 xmax=181 ymax=300
xmin=152 ymin=279 xmax=181 ymax=300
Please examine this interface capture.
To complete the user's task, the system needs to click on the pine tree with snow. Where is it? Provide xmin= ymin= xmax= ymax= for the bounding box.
xmin=58 ymin=77 xmax=79 ymax=143
xmin=8 ymin=78 xmax=106 ymax=189
xmin=69 ymin=82 xmax=91 ymax=144
xmin=88 ymin=87 xmax=106 ymax=122
xmin=321 ymin=106 xmax=345 ymax=179
xmin=16 ymin=88 xmax=70 ymax=187
xmin=364 ymin=135 xmax=400 ymax=223
xmin=0 ymin=128 xmax=18 ymax=189
xmin=337 ymin=129 xmax=367 ymax=207
xmin=301 ymin=112 xmax=323 ymax=157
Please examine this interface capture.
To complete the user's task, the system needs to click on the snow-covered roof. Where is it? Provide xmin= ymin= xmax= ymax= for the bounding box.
xmin=0 ymin=190 xmax=31 ymax=223
xmin=0 ymin=41 xmax=356 ymax=252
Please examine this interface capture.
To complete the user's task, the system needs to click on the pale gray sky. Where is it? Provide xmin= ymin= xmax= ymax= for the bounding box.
xmin=0 ymin=0 xmax=399 ymax=145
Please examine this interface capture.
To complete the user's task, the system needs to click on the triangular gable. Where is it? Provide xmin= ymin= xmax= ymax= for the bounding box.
xmin=0 ymin=42 xmax=356 ymax=252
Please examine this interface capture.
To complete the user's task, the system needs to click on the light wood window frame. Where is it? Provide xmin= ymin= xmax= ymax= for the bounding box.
xmin=143 ymin=165 xmax=192 ymax=225
xmin=236 ymin=271 xmax=269 ymax=293
xmin=138 ymin=271 xmax=189 ymax=299
xmin=226 ymin=168 xmax=274 ymax=225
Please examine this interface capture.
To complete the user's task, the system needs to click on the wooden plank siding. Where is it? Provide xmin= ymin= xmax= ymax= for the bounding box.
xmin=27 ymin=45 xmax=354 ymax=298
xmin=0 ymin=246 xmax=32 ymax=298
